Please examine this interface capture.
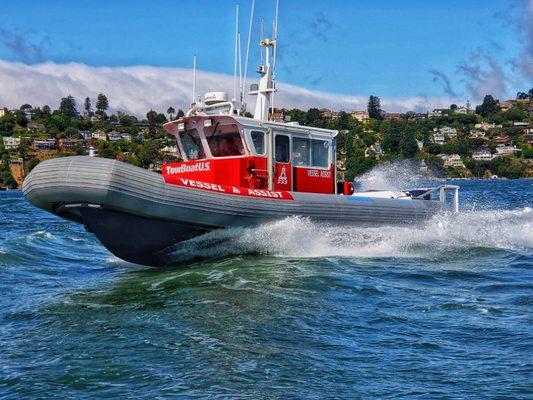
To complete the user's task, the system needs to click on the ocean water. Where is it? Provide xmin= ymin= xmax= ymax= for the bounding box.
xmin=0 ymin=178 xmax=532 ymax=399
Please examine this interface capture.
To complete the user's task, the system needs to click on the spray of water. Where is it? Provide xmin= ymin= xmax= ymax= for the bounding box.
xmin=357 ymin=160 xmax=431 ymax=191
xmin=167 ymin=208 xmax=532 ymax=263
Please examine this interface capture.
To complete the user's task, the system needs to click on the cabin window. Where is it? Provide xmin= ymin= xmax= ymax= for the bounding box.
xmin=292 ymin=137 xmax=310 ymax=166
xmin=311 ymin=139 xmax=329 ymax=168
xmin=178 ymin=129 xmax=205 ymax=160
xmin=206 ymin=124 xmax=245 ymax=157
xmin=251 ymin=131 xmax=265 ymax=155
xmin=275 ymin=134 xmax=290 ymax=163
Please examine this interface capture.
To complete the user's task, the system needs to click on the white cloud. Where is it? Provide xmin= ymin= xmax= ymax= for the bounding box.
xmin=0 ymin=60 xmax=457 ymax=116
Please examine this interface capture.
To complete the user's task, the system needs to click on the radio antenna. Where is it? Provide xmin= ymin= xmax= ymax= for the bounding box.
xmin=192 ymin=55 xmax=197 ymax=106
xmin=271 ymin=0 xmax=279 ymax=116
xmin=233 ymin=4 xmax=239 ymax=102
xmin=243 ymin=0 xmax=255 ymax=104
xmin=238 ymin=32 xmax=243 ymax=104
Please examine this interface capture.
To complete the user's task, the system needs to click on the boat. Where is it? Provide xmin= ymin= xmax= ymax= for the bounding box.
xmin=22 ymin=5 xmax=459 ymax=266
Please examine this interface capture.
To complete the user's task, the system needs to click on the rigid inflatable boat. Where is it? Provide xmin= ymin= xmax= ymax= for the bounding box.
xmin=22 ymin=14 xmax=459 ymax=266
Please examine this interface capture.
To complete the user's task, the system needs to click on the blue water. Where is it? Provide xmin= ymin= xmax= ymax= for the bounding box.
xmin=1 ymin=179 xmax=532 ymax=399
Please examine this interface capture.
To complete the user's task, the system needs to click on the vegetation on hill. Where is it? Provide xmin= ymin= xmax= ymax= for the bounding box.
xmin=0 ymin=89 xmax=532 ymax=188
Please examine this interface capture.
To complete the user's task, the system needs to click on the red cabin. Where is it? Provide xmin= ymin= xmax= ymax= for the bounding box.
xmin=162 ymin=115 xmax=339 ymax=195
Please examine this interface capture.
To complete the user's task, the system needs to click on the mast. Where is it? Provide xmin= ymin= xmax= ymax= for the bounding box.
xmin=249 ymin=1 xmax=278 ymax=121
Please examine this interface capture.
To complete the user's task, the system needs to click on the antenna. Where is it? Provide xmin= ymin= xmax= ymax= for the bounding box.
xmin=272 ymin=0 xmax=279 ymax=71
xmin=192 ymin=55 xmax=197 ymax=106
xmin=233 ymin=4 xmax=239 ymax=102
xmin=260 ymin=19 xmax=264 ymax=66
xmin=238 ymin=32 xmax=243 ymax=104
xmin=271 ymin=0 xmax=279 ymax=116
xmin=243 ymin=0 xmax=255 ymax=103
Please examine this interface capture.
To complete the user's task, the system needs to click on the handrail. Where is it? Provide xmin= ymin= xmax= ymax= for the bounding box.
xmin=412 ymin=184 xmax=460 ymax=212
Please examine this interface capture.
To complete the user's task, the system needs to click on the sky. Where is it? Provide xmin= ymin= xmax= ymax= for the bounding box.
xmin=0 ymin=0 xmax=531 ymax=115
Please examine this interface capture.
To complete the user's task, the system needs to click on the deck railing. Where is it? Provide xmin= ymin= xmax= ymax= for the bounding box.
xmin=412 ymin=185 xmax=460 ymax=212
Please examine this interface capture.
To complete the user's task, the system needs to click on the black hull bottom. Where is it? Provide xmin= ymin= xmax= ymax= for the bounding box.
xmin=60 ymin=207 xmax=214 ymax=266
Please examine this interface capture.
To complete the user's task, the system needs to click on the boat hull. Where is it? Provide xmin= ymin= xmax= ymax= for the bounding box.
xmin=23 ymin=156 xmax=446 ymax=266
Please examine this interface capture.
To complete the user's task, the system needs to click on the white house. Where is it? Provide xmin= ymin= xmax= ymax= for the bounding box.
xmin=91 ymin=130 xmax=107 ymax=141
xmin=2 ymin=136 xmax=21 ymax=150
xmin=474 ymin=122 xmax=502 ymax=131
xmin=439 ymin=153 xmax=465 ymax=168
xmin=439 ymin=126 xmax=457 ymax=137
xmin=495 ymin=145 xmax=520 ymax=156
xmin=433 ymin=133 xmax=445 ymax=144
xmin=107 ymin=131 xmax=121 ymax=142
xmin=351 ymin=110 xmax=368 ymax=122
xmin=472 ymin=149 xmax=492 ymax=161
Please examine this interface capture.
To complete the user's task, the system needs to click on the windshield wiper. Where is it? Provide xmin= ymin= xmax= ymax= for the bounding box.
xmin=207 ymin=122 xmax=220 ymax=144
xmin=183 ymin=128 xmax=201 ymax=148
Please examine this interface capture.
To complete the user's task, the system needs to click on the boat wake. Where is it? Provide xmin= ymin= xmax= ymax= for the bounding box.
xmin=167 ymin=207 xmax=533 ymax=263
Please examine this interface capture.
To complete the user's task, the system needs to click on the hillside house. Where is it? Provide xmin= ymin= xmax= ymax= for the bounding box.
xmin=472 ymin=149 xmax=493 ymax=161
xmin=351 ymin=110 xmax=368 ymax=122
xmin=439 ymin=154 xmax=465 ymax=168
xmin=32 ymin=139 xmax=56 ymax=151
xmin=2 ymin=137 xmax=21 ymax=150
xmin=58 ymin=138 xmax=82 ymax=152
xmin=433 ymin=133 xmax=445 ymax=144
xmin=469 ymin=130 xmax=485 ymax=139
xmin=27 ymin=122 xmax=45 ymax=132
xmin=439 ymin=126 xmax=457 ymax=137
xmin=364 ymin=143 xmax=383 ymax=159
xmin=108 ymin=131 xmax=121 ymax=142
xmin=475 ymin=122 xmax=502 ymax=131
xmin=92 ymin=130 xmax=107 ymax=141
xmin=493 ymin=135 xmax=510 ymax=145
xmin=80 ymin=130 xmax=92 ymax=140
xmin=496 ymin=145 xmax=520 ymax=156
xmin=320 ymin=109 xmax=333 ymax=119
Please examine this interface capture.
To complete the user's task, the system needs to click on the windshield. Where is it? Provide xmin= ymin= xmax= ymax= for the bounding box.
xmin=178 ymin=129 xmax=205 ymax=160
xmin=205 ymin=124 xmax=245 ymax=157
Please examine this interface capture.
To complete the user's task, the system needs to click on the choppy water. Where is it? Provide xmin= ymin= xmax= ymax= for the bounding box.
xmin=1 ymin=179 xmax=532 ymax=399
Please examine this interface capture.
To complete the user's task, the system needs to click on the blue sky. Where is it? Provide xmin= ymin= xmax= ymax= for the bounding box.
xmin=0 ymin=0 xmax=530 ymax=113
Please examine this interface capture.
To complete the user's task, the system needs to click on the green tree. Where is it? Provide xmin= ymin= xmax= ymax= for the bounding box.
xmin=177 ymin=109 xmax=185 ymax=118
xmin=367 ymin=95 xmax=383 ymax=120
xmin=14 ymin=111 xmax=28 ymax=127
xmin=59 ymin=95 xmax=78 ymax=118
xmin=84 ymin=97 xmax=92 ymax=114
xmin=400 ymin=130 xmax=419 ymax=157
xmin=96 ymin=93 xmax=109 ymax=119
xmin=167 ymin=106 xmax=175 ymax=120
xmin=146 ymin=110 xmax=158 ymax=136
xmin=475 ymin=95 xmax=498 ymax=117
xmin=137 ymin=141 xmax=161 ymax=168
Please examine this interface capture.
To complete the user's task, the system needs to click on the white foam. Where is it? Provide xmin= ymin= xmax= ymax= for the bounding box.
xmin=168 ymin=208 xmax=533 ymax=262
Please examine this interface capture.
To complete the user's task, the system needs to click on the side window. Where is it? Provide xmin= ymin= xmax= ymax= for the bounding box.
xmin=292 ymin=137 xmax=310 ymax=166
xmin=251 ymin=131 xmax=265 ymax=155
xmin=311 ymin=139 xmax=329 ymax=168
xmin=275 ymin=135 xmax=290 ymax=163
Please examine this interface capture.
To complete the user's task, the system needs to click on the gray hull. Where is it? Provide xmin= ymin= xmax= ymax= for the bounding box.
xmin=23 ymin=156 xmax=445 ymax=266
